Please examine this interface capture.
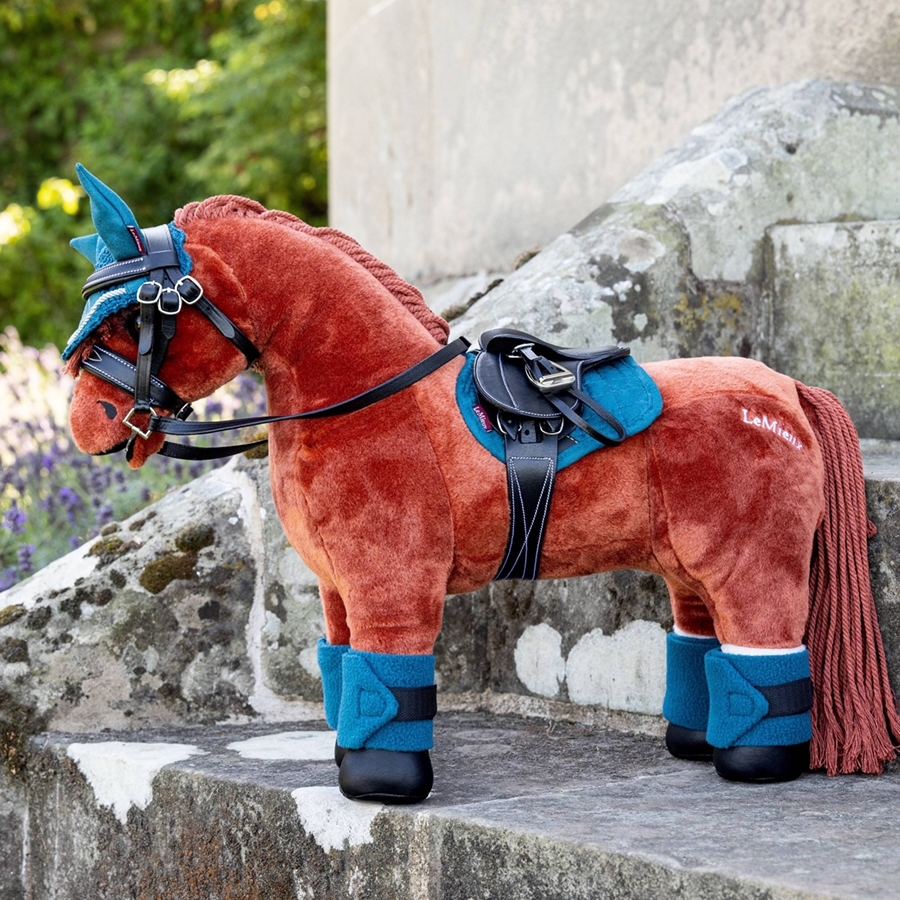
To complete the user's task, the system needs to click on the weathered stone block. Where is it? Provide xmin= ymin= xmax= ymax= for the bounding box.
xmin=15 ymin=715 xmax=900 ymax=900
xmin=768 ymin=221 xmax=900 ymax=438
xmin=238 ymin=460 xmax=327 ymax=704
xmin=0 ymin=468 xmax=260 ymax=768
xmin=864 ymin=442 xmax=900 ymax=702
xmin=440 ymin=571 xmax=672 ymax=716
xmin=0 ymin=768 xmax=25 ymax=900
xmin=453 ymin=82 xmax=900 ymax=369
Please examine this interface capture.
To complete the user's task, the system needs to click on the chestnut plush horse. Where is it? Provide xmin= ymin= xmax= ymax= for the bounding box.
xmin=63 ymin=167 xmax=900 ymax=803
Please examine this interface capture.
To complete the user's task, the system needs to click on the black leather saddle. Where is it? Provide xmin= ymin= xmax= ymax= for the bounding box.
xmin=472 ymin=328 xmax=631 ymax=580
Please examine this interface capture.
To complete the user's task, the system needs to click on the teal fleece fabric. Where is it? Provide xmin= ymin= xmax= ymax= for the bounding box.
xmin=662 ymin=633 xmax=720 ymax=732
xmin=317 ymin=638 xmax=350 ymax=730
xmin=336 ymin=650 xmax=435 ymax=752
xmin=705 ymin=648 xmax=812 ymax=748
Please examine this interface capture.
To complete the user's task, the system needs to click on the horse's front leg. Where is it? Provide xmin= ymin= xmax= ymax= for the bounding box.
xmin=315 ymin=574 xmax=445 ymax=800
xmin=286 ymin=399 xmax=458 ymax=802
xmin=331 ymin=574 xmax=448 ymax=803
xmin=315 ymin=581 xmax=352 ymax=766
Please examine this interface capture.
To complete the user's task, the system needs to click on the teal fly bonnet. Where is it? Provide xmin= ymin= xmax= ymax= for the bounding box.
xmin=65 ymin=166 xmax=260 ymax=458
xmin=62 ymin=164 xmax=193 ymax=362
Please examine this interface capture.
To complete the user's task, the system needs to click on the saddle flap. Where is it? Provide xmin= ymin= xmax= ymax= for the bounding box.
xmin=473 ymin=350 xmax=579 ymax=419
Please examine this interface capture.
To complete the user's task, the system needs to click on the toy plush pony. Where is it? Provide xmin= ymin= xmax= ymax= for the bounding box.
xmin=63 ymin=166 xmax=900 ymax=803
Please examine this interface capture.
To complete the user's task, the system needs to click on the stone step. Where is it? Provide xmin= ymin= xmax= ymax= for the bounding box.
xmin=19 ymin=711 xmax=900 ymax=900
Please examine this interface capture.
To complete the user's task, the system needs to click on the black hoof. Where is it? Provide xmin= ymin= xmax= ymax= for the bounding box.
xmin=713 ymin=742 xmax=809 ymax=783
xmin=665 ymin=723 xmax=714 ymax=761
xmin=334 ymin=742 xmax=347 ymax=767
xmin=339 ymin=748 xmax=433 ymax=804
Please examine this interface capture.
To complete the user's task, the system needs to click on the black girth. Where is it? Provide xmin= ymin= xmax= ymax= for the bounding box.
xmin=78 ymin=226 xmax=469 ymax=460
xmin=472 ymin=328 xmax=630 ymax=581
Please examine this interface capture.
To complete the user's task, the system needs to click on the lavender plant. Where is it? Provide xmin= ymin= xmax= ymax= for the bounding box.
xmin=0 ymin=327 xmax=267 ymax=592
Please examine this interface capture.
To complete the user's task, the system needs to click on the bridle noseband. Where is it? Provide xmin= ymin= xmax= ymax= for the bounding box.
xmin=78 ymin=224 xmax=469 ymax=461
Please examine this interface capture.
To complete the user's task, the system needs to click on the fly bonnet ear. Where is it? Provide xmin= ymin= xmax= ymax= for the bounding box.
xmin=63 ymin=165 xmax=160 ymax=364
xmin=73 ymin=164 xmax=147 ymax=260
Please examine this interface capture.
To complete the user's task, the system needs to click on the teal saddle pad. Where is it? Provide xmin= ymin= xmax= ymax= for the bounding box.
xmin=456 ymin=350 xmax=663 ymax=471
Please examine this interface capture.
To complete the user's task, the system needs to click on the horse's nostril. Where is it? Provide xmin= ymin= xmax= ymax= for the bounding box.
xmin=98 ymin=400 xmax=118 ymax=420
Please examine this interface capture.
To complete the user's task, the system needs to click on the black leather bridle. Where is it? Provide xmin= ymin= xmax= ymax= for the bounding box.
xmin=77 ymin=224 xmax=469 ymax=461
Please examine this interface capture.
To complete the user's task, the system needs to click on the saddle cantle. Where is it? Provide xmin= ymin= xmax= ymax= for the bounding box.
xmin=467 ymin=328 xmax=662 ymax=581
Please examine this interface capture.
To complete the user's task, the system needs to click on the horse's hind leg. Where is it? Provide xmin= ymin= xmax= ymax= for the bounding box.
xmin=673 ymin=547 xmax=814 ymax=783
xmin=663 ymin=579 xmax=719 ymax=762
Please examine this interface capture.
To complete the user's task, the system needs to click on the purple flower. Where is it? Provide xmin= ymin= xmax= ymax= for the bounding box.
xmin=95 ymin=504 xmax=114 ymax=527
xmin=2 ymin=505 xmax=27 ymax=535
xmin=0 ymin=567 xmax=16 ymax=593
xmin=16 ymin=544 xmax=34 ymax=575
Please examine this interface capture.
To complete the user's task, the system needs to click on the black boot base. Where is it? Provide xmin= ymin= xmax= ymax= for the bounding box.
xmin=665 ymin=723 xmax=714 ymax=761
xmin=339 ymin=748 xmax=433 ymax=804
xmin=713 ymin=742 xmax=810 ymax=783
xmin=334 ymin=742 xmax=347 ymax=767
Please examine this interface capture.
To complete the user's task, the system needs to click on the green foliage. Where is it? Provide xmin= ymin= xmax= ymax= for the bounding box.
xmin=0 ymin=0 xmax=326 ymax=349
xmin=0 ymin=200 xmax=91 ymax=348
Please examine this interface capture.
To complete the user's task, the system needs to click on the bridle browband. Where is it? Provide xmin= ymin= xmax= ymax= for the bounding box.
xmin=78 ymin=224 xmax=469 ymax=461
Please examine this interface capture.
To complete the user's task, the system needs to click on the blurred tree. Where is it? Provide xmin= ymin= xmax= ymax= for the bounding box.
xmin=0 ymin=0 xmax=326 ymax=348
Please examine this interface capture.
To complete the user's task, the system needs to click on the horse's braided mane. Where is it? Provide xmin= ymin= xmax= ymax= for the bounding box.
xmin=174 ymin=196 xmax=450 ymax=345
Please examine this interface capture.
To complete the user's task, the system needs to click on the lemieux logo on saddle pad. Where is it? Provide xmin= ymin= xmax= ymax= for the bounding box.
xmin=456 ymin=351 xmax=662 ymax=470
xmin=472 ymin=402 xmax=493 ymax=432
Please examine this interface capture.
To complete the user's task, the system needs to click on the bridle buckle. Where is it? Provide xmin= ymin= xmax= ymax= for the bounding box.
xmin=122 ymin=406 xmax=158 ymax=441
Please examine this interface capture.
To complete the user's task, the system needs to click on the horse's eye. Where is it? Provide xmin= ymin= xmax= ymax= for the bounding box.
xmin=126 ymin=311 xmax=141 ymax=341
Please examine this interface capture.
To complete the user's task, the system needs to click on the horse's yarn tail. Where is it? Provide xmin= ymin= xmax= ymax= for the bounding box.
xmin=796 ymin=381 xmax=900 ymax=775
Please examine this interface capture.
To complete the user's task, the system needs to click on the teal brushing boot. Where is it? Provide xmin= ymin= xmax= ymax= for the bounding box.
xmin=316 ymin=638 xmax=350 ymax=766
xmin=705 ymin=647 xmax=813 ymax=782
xmin=663 ymin=633 xmax=720 ymax=761
xmin=336 ymin=649 xmax=436 ymax=803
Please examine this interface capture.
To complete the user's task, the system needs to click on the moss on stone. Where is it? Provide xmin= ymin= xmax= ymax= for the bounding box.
xmin=25 ymin=606 xmax=51 ymax=630
xmin=242 ymin=442 xmax=270 ymax=460
xmin=109 ymin=569 xmax=127 ymax=589
xmin=0 ymin=606 xmax=26 ymax=628
xmin=0 ymin=638 xmax=28 ymax=663
xmin=129 ymin=510 xmax=157 ymax=531
xmin=175 ymin=523 xmax=215 ymax=554
xmin=140 ymin=552 xmax=198 ymax=594
xmin=0 ymin=690 xmax=46 ymax=776
xmin=89 ymin=535 xmax=124 ymax=557
xmin=59 ymin=594 xmax=83 ymax=620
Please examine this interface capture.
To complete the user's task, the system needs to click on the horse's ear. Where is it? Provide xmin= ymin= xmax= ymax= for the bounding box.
xmin=70 ymin=233 xmax=100 ymax=264
xmin=74 ymin=163 xmax=146 ymax=261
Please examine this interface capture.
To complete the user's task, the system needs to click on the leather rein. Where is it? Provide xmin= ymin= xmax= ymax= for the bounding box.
xmin=79 ymin=224 xmax=469 ymax=461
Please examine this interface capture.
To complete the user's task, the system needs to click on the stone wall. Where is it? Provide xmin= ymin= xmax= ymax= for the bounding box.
xmin=450 ymin=81 xmax=900 ymax=436
xmin=329 ymin=0 xmax=900 ymax=282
